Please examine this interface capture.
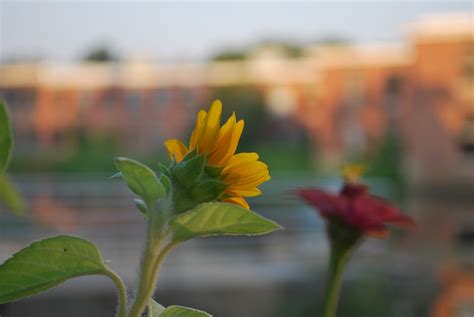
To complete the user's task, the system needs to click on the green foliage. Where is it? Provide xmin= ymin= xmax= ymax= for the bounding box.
xmin=365 ymin=133 xmax=406 ymax=199
xmin=0 ymin=174 xmax=26 ymax=214
xmin=114 ymin=157 xmax=166 ymax=204
xmin=160 ymin=305 xmax=211 ymax=317
xmin=0 ymin=100 xmax=13 ymax=172
xmin=257 ymin=143 xmax=313 ymax=172
xmin=61 ymin=132 xmax=120 ymax=173
xmin=0 ymin=235 xmax=116 ymax=304
xmin=170 ymin=202 xmax=281 ymax=242
xmin=9 ymin=132 xmax=122 ymax=173
xmin=0 ymin=100 xmax=25 ymax=214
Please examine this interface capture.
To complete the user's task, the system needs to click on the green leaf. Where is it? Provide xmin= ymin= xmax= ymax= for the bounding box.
xmin=0 ymin=235 xmax=112 ymax=304
xmin=160 ymin=305 xmax=212 ymax=317
xmin=169 ymin=202 xmax=281 ymax=242
xmin=0 ymin=100 xmax=13 ymax=172
xmin=114 ymin=157 xmax=165 ymax=204
xmin=134 ymin=198 xmax=148 ymax=217
xmin=0 ymin=174 xmax=26 ymax=214
xmin=149 ymin=299 xmax=165 ymax=316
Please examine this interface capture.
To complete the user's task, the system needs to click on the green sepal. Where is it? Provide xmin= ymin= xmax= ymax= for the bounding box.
xmin=182 ymin=150 xmax=197 ymax=161
xmin=191 ymin=179 xmax=227 ymax=203
xmin=172 ymin=188 xmax=198 ymax=215
xmin=134 ymin=198 xmax=148 ymax=217
xmin=159 ymin=163 xmax=171 ymax=178
xmin=173 ymin=154 xmax=206 ymax=188
xmin=205 ymin=165 xmax=223 ymax=178
xmin=160 ymin=174 xmax=172 ymax=194
xmin=327 ymin=218 xmax=363 ymax=251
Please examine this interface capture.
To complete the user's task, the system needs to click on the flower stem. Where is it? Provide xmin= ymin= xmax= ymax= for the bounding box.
xmin=128 ymin=223 xmax=163 ymax=316
xmin=322 ymin=220 xmax=362 ymax=317
xmin=322 ymin=244 xmax=352 ymax=317
xmin=127 ymin=239 xmax=178 ymax=317
xmin=127 ymin=199 xmax=177 ymax=317
xmin=103 ymin=267 xmax=128 ymax=317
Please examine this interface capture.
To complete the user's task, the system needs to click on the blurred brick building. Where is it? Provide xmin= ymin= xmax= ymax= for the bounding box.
xmin=0 ymin=13 xmax=472 ymax=185
xmin=294 ymin=13 xmax=474 ymax=185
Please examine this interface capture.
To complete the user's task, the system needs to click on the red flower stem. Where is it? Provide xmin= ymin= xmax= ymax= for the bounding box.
xmin=322 ymin=240 xmax=355 ymax=317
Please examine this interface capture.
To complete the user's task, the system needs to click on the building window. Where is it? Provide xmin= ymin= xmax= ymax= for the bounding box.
xmin=463 ymin=48 xmax=474 ymax=79
xmin=102 ymin=89 xmax=118 ymax=110
xmin=384 ymin=75 xmax=404 ymax=128
xmin=79 ymin=92 xmax=93 ymax=109
xmin=154 ymin=89 xmax=169 ymax=107
xmin=126 ymin=91 xmax=141 ymax=113
xmin=181 ymin=89 xmax=197 ymax=109
xmin=459 ymin=116 xmax=474 ymax=160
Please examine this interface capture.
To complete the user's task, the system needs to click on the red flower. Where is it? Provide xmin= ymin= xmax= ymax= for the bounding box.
xmin=298 ymin=183 xmax=415 ymax=239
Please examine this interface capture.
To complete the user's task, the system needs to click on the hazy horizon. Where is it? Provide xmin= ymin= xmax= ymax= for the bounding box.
xmin=1 ymin=1 xmax=472 ymax=63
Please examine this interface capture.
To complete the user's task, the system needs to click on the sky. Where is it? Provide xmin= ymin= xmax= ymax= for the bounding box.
xmin=0 ymin=1 xmax=472 ymax=62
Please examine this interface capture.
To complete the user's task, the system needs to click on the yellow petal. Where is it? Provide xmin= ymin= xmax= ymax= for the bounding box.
xmin=218 ymin=119 xmax=244 ymax=165
xmin=226 ymin=187 xmax=262 ymax=197
xmin=209 ymin=113 xmax=245 ymax=166
xmin=223 ymin=160 xmax=269 ymax=183
xmin=223 ymin=157 xmax=270 ymax=197
xmin=165 ymin=139 xmax=189 ymax=162
xmin=222 ymin=152 xmax=259 ymax=174
xmin=208 ymin=112 xmax=236 ymax=165
xmin=227 ymin=173 xmax=270 ymax=191
xmin=190 ymin=110 xmax=207 ymax=150
xmin=198 ymin=100 xmax=222 ymax=154
xmin=223 ymin=196 xmax=250 ymax=209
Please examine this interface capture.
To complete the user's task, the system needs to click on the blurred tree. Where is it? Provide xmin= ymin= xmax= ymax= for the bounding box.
xmin=82 ymin=46 xmax=118 ymax=62
xmin=212 ymin=50 xmax=247 ymax=61
xmin=211 ymin=39 xmax=306 ymax=61
xmin=315 ymin=36 xmax=350 ymax=46
xmin=257 ymin=39 xmax=304 ymax=58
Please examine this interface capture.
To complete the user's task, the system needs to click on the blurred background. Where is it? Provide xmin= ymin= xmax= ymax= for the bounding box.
xmin=0 ymin=1 xmax=473 ymax=316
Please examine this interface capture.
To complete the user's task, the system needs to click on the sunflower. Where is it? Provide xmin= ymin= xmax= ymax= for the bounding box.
xmin=165 ymin=100 xmax=270 ymax=209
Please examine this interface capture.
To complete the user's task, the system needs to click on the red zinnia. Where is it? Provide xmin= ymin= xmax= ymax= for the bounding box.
xmin=298 ymin=182 xmax=415 ymax=239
